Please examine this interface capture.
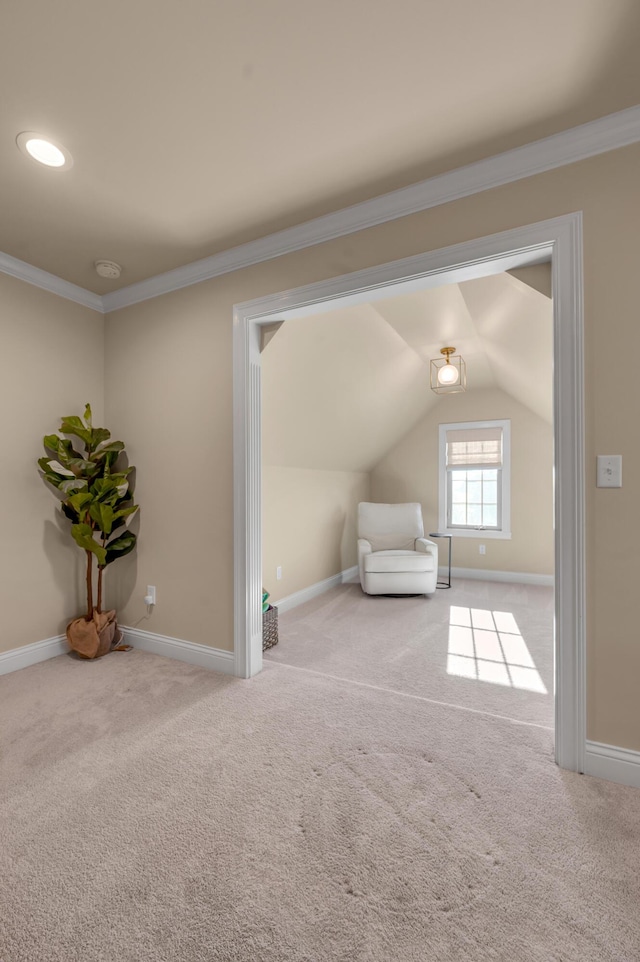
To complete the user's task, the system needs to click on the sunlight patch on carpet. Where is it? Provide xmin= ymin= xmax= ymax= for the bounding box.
xmin=447 ymin=606 xmax=547 ymax=694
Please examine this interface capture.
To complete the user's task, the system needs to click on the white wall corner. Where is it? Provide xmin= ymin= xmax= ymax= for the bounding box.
xmin=122 ymin=626 xmax=235 ymax=675
xmin=584 ymin=740 xmax=640 ymax=790
xmin=0 ymin=634 xmax=67 ymax=676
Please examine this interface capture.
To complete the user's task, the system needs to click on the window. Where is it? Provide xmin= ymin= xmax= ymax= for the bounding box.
xmin=438 ymin=420 xmax=511 ymax=539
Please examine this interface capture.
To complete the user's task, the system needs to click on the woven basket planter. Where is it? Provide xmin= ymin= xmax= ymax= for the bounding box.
xmin=262 ymin=604 xmax=278 ymax=651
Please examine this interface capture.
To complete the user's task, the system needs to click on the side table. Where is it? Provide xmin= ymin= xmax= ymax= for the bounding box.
xmin=428 ymin=532 xmax=452 ymax=589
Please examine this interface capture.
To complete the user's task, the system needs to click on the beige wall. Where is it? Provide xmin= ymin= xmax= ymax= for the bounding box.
xmin=371 ymin=389 xmax=554 ymax=575
xmin=0 ymin=273 xmax=104 ymax=653
xmin=104 ymin=142 xmax=640 ymax=750
xmin=263 ymin=467 xmax=369 ymax=603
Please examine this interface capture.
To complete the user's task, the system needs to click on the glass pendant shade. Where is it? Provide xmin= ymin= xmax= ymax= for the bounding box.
xmin=430 ymin=347 xmax=466 ymax=395
xmin=437 ymin=363 xmax=460 ymax=386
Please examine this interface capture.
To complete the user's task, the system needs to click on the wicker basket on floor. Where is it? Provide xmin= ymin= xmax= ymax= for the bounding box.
xmin=262 ymin=604 xmax=278 ymax=650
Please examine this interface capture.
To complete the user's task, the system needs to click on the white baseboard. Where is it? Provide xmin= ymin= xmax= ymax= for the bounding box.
xmin=122 ymin=626 xmax=235 ymax=675
xmin=0 ymin=634 xmax=67 ymax=675
xmin=584 ymin=740 xmax=640 ymax=789
xmin=273 ymin=565 xmax=359 ymax=613
xmin=442 ymin=565 xmax=554 ymax=587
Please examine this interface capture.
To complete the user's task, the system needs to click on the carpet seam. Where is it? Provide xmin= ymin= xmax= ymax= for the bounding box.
xmin=264 ymin=659 xmax=554 ymax=731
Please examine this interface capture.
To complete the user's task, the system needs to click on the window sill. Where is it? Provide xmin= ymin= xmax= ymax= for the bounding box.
xmin=441 ymin=529 xmax=512 ymax=540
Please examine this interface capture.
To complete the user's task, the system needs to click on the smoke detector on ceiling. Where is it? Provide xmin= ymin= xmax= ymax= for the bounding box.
xmin=95 ymin=260 xmax=122 ymax=279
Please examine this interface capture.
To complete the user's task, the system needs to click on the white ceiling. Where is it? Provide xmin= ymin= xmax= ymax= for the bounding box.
xmin=262 ymin=269 xmax=552 ymax=472
xmin=1 ymin=0 xmax=639 ymax=293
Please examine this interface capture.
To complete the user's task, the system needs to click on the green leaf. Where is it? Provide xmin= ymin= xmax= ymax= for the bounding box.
xmin=67 ymin=458 xmax=101 ymax=478
xmin=95 ymin=431 xmax=124 ymax=455
xmin=61 ymin=503 xmax=78 ymax=523
xmin=68 ymin=492 xmax=93 ymax=518
xmin=109 ymin=467 xmax=133 ymax=480
xmin=43 ymin=434 xmax=62 ymax=453
xmin=43 ymin=473 xmax=63 ymax=491
xmin=90 ymin=477 xmax=120 ymax=503
xmin=104 ymin=530 xmax=136 ymax=566
xmin=70 ymin=523 xmax=107 ymax=566
xmin=59 ymin=477 xmax=88 ymax=494
xmin=44 ymin=436 xmax=80 ymax=463
xmin=83 ymin=404 xmax=92 ymax=427
xmin=43 ymin=459 xmax=75 ymax=478
xmin=38 ymin=456 xmax=59 ymax=476
xmin=90 ymin=428 xmax=112 ymax=448
xmin=60 ymin=416 xmax=93 ymax=447
xmin=106 ymin=517 xmax=126 ymax=537
xmin=89 ymin=501 xmax=115 ymax=535
xmin=114 ymin=504 xmax=138 ymax=522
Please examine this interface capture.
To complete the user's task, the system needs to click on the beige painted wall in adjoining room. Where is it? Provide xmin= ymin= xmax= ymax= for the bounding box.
xmin=0 ymin=273 xmax=104 ymax=654
xmin=105 ymin=142 xmax=640 ymax=751
xmin=263 ymin=467 xmax=369 ymax=603
xmin=371 ymin=389 xmax=554 ymax=576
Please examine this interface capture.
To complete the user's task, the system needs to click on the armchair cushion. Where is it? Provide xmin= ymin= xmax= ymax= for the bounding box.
xmin=368 ymin=532 xmax=416 ymax=553
xmin=363 ymin=549 xmax=435 ymax=574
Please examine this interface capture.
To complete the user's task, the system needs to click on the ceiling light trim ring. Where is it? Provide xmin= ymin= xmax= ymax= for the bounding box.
xmin=16 ymin=131 xmax=73 ymax=170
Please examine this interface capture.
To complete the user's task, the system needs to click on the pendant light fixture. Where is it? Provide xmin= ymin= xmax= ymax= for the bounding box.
xmin=430 ymin=347 xmax=466 ymax=395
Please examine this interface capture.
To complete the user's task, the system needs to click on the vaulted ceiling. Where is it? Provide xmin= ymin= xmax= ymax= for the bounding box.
xmin=262 ymin=269 xmax=552 ymax=472
xmin=1 ymin=0 xmax=639 ymax=293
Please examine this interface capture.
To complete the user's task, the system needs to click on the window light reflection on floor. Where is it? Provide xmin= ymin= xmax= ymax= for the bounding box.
xmin=447 ymin=606 xmax=547 ymax=693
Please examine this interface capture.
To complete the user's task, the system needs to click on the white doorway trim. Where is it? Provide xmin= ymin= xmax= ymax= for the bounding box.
xmin=233 ymin=212 xmax=585 ymax=773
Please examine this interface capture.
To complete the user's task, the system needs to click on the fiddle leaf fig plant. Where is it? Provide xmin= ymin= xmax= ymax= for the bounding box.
xmin=39 ymin=403 xmax=138 ymax=621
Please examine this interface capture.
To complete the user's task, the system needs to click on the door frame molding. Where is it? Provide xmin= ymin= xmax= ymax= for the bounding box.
xmin=233 ymin=212 xmax=585 ymax=773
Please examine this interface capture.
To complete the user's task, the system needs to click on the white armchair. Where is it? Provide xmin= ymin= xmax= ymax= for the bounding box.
xmin=357 ymin=502 xmax=438 ymax=596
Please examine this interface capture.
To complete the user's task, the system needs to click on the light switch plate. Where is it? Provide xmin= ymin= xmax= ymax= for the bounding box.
xmin=596 ymin=455 xmax=622 ymax=488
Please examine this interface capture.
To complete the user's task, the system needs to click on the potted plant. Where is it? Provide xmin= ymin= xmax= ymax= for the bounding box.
xmin=38 ymin=404 xmax=138 ymax=658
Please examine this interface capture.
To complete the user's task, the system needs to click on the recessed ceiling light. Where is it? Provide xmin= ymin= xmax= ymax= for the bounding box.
xmin=16 ymin=131 xmax=73 ymax=169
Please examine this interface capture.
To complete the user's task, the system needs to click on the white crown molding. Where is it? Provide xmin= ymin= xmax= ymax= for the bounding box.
xmin=122 ymin=626 xmax=235 ymax=675
xmin=2 ymin=104 xmax=638 ymax=315
xmin=0 ymin=251 xmax=103 ymax=312
xmin=273 ymin=565 xmax=359 ymax=613
xmin=0 ymin=634 xmax=67 ymax=675
xmin=101 ymin=104 xmax=640 ymax=313
xmin=585 ymin=740 xmax=640 ymax=789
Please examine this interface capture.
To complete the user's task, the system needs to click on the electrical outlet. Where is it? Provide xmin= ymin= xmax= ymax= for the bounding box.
xmin=144 ymin=585 xmax=156 ymax=605
xmin=479 ymin=544 xmax=486 ymax=555
xmin=276 ymin=566 xmax=282 ymax=580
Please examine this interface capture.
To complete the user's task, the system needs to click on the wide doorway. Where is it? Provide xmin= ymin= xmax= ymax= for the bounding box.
xmin=233 ymin=215 xmax=585 ymax=772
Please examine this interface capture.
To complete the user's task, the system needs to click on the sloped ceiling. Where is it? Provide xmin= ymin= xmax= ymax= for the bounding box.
xmin=1 ymin=0 xmax=639 ymax=291
xmin=262 ymin=270 xmax=551 ymax=472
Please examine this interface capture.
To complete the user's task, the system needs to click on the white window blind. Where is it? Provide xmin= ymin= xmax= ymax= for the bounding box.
xmin=446 ymin=427 xmax=503 ymax=468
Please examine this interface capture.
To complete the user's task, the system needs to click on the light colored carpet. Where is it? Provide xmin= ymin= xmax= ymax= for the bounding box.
xmin=268 ymin=579 xmax=555 ymax=728
xmin=1 ymin=642 xmax=640 ymax=961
